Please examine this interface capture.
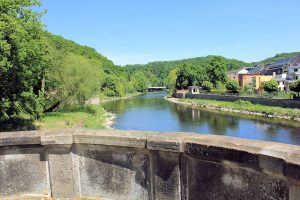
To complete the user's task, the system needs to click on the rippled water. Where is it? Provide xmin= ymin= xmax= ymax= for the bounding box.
xmin=102 ymin=92 xmax=300 ymax=145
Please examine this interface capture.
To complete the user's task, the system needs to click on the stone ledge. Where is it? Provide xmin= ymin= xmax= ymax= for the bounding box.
xmin=1 ymin=129 xmax=300 ymax=166
xmin=0 ymin=131 xmax=41 ymax=146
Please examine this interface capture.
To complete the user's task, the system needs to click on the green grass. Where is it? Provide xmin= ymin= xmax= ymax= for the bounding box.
xmin=36 ymin=105 xmax=108 ymax=130
xmin=180 ymin=99 xmax=300 ymax=118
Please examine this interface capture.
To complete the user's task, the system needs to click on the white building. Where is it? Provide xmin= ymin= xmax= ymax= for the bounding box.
xmin=287 ymin=65 xmax=300 ymax=81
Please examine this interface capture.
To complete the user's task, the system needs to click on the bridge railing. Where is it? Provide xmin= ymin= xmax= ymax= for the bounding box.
xmin=0 ymin=129 xmax=299 ymax=199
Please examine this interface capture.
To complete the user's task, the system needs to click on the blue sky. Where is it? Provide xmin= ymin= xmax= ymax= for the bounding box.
xmin=41 ymin=0 xmax=300 ymax=65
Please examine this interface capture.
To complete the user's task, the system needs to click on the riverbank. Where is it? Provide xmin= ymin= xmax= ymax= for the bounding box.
xmin=36 ymin=93 xmax=142 ymax=130
xmin=166 ymin=97 xmax=300 ymax=122
xmin=36 ymin=105 xmax=110 ymax=130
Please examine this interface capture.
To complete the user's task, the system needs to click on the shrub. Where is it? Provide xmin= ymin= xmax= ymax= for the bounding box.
xmin=202 ymin=81 xmax=214 ymax=92
xmin=226 ymin=80 xmax=239 ymax=92
xmin=263 ymin=80 xmax=278 ymax=97
xmin=290 ymin=80 xmax=300 ymax=99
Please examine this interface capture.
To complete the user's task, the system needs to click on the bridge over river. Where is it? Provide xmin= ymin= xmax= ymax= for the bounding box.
xmin=148 ymin=86 xmax=166 ymax=92
xmin=0 ymin=129 xmax=299 ymax=199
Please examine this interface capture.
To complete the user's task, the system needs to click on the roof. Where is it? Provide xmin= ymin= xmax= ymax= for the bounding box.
xmin=269 ymin=56 xmax=300 ymax=69
xmin=188 ymin=86 xmax=201 ymax=89
xmin=228 ymin=68 xmax=248 ymax=75
xmin=248 ymin=65 xmax=265 ymax=74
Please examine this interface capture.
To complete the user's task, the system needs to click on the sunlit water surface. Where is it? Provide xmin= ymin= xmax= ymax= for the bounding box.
xmin=102 ymin=92 xmax=300 ymax=145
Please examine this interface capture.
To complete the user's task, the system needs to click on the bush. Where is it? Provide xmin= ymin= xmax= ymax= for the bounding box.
xmin=202 ymin=81 xmax=214 ymax=92
xmin=103 ymin=88 xmax=116 ymax=97
xmin=211 ymin=81 xmax=226 ymax=94
xmin=226 ymin=80 xmax=239 ymax=92
xmin=263 ymin=80 xmax=278 ymax=97
xmin=234 ymin=99 xmax=253 ymax=106
xmin=290 ymin=80 xmax=300 ymax=98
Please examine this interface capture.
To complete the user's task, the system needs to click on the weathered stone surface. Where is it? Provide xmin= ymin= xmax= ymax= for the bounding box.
xmin=185 ymin=142 xmax=259 ymax=167
xmin=151 ymin=151 xmax=181 ymax=200
xmin=41 ymin=134 xmax=73 ymax=145
xmin=75 ymin=144 xmax=150 ymax=200
xmin=186 ymin=157 xmax=289 ymax=200
xmin=0 ymin=146 xmax=49 ymax=196
xmin=48 ymin=148 xmax=74 ymax=198
xmin=290 ymin=185 xmax=300 ymax=200
xmin=73 ymin=129 xmax=149 ymax=149
xmin=189 ymin=93 xmax=300 ymax=108
xmin=0 ymin=129 xmax=299 ymax=199
xmin=147 ymin=133 xmax=185 ymax=152
xmin=259 ymin=154 xmax=284 ymax=175
xmin=0 ymin=131 xmax=40 ymax=146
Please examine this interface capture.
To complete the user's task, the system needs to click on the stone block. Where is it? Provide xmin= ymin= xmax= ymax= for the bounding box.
xmin=147 ymin=133 xmax=184 ymax=152
xmin=259 ymin=155 xmax=284 ymax=175
xmin=151 ymin=151 xmax=181 ymax=200
xmin=73 ymin=129 xmax=148 ymax=149
xmin=185 ymin=142 xmax=258 ymax=167
xmin=0 ymin=131 xmax=40 ymax=146
xmin=48 ymin=147 xmax=74 ymax=198
xmin=186 ymin=157 xmax=289 ymax=200
xmin=290 ymin=185 xmax=300 ymax=200
xmin=0 ymin=146 xmax=49 ymax=197
xmin=75 ymin=145 xmax=150 ymax=200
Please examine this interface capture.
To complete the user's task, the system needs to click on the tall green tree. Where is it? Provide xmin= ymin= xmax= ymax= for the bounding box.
xmin=206 ymin=56 xmax=228 ymax=85
xmin=130 ymin=71 xmax=149 ymax=92
xmin=175 ymin=64 xmax=195 ymax=89
xmin=0 ymin=0 xmax=47 ymax=121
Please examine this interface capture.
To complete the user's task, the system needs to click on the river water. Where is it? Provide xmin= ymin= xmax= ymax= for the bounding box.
xmin=102 ymin=92 xmax=300 ymax=145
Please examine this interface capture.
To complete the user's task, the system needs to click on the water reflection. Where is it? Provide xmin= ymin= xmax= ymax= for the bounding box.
xmin=102 ymin=92 xmax=300 ymax=145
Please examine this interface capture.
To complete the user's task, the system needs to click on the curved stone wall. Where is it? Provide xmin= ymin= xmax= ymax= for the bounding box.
xmin=0 ymin=129 xmax=300 ymax=199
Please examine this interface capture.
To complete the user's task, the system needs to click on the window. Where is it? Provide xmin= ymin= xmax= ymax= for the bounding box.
xmin=295 ymin=68 xmax=298 ymax=72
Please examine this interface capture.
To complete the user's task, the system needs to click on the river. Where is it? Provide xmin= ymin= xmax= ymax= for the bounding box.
xmin=102 ymin=92 xmax=300 ymax=145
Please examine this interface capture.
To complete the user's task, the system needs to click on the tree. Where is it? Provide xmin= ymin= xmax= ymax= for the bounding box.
xmin=0 ymin=0 xmax=47 ymax=121
xmin=263 ymin=80 xmax=278 ymax=97
xmin=166 ymin=68 xmax=178 ymax=91
xmin=202 ymin=81 xmax=214 ymax=92
xmin=226 ymin=80 xmax=240 ymax=93
xmin=206 ymin=56 xmax=228 ymax=85
xmin=175 ymin=64 xmax=194 ymax=89
xmin=289 ymin=80 xmax=300 ymax=99
xmin=130 ymin=71 xmax=149 ymax=92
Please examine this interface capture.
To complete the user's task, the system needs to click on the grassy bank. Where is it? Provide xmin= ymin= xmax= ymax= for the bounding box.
xmin=172 ymin=98 xmax=300 ymax=120
xmin=36 ymin=92 xmax=142 ymax=130
xmin=36 ymin=105 xmax=109 ymax=130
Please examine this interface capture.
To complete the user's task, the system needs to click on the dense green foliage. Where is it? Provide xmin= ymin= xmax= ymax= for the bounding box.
xmin=0 ymin=0 xmax=47 ymax=121
xmin=125 ymin=55 xmax=248 ymax=88
xmin=263 ymin=80 xmax=278 ymax=96
xmin=289 ymin=80 xmax=300 ymax=98
xmin=202 ymin=81 xmax=214 ymax=92
xmin=226 ymin=80 xmax=239 ymax=92
xmin=0 ymin=0 xmax=147 ymax=125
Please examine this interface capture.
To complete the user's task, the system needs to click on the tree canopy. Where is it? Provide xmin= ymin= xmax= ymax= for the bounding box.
xmin=0 ymin=0 xmax=47 ymax=121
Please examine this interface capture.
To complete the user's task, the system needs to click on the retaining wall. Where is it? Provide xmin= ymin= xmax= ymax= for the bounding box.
xmin=0 ymin=129 xmax=300 ymax=199
xmin=183 ymin=93 xmax=300 ymax=108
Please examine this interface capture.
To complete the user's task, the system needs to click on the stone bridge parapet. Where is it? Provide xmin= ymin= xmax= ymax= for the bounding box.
xmin=0 ymin=129 xmax=300 ymax=199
